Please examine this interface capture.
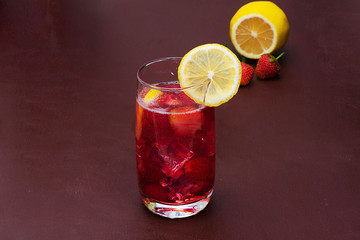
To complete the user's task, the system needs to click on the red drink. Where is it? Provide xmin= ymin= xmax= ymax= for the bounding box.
xmin=136 ymin=81 xmax=215 ymax=217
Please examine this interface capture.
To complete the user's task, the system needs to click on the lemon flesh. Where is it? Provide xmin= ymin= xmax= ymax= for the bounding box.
xmin=230 ymin=1 xmax=289 ymax=59
xmin=144 ymin=89 xmax=162 ymax=103
xmin=178 ymin=44 xmax=241 ymax=107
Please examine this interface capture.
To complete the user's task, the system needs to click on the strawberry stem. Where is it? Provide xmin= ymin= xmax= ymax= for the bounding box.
xmin=276 ymin=52 xmax=284 ymax=60
xmin=241 ymin=57 xmax=246 ymax=63
xmin=269 ymin=52 xmax=284 ymax=62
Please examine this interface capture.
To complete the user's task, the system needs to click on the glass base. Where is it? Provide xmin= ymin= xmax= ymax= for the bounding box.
xmin=142 ymin=190 xmax=213 ymax=219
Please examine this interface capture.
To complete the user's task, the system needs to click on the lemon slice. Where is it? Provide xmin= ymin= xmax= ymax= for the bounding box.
xmin=144 ymin=89 xmax=162 ymax=103
xmin=230 ymin=1 xmax=290 ymax=59
xmin=178 ymin=44 xmax=241 ymax=107
xmin=135 ymin=102 xmax=143 ymax=140
xmin=136 ymin=89 xmax=161 ymax=140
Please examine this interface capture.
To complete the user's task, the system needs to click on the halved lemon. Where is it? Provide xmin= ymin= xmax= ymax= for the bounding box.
xmin=230 ymin=1 xmax=290 ymax=59
xmin=178 ymin=43 xmax=241 ymax=107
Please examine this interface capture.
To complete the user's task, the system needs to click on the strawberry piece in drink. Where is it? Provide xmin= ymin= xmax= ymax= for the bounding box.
xmin=169 ymin=107 xmax=204 ymax=136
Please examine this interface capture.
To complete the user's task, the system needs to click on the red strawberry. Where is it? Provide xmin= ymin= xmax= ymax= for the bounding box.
xmin=169 ymin=107 xmax=204 ymax=136
xmin=240 ymin=59 xmax=254 ymax=86
xmin=255 ymin=52 xmax=284 ymax=79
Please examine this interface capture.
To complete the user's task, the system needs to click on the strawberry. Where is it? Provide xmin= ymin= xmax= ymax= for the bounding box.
xmin=255 ymin=52 xmax=284 ymax=79
xmin=169 ymin=107 xmax=204 ymax=136
xmin=240 ymin=58 xmax=254 ymax=86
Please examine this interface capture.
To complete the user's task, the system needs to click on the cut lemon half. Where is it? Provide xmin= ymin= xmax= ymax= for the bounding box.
xmin=178 ymin=44 xmax=241 ymax=107
xmin=230 ymin=1 xmax=289 ymax=59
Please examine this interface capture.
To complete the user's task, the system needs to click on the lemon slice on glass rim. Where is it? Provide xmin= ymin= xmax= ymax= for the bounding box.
xmin=178 ymin=43 xmax=241 ymax=107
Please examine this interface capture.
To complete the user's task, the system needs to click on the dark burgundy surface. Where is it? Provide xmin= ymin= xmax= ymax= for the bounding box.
xmin=0 ymin=0 xmax=359 ymax=239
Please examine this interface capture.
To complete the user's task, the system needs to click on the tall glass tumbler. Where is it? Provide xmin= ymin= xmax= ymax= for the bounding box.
xmin=136 ymin=57 xmax=215 ymax=218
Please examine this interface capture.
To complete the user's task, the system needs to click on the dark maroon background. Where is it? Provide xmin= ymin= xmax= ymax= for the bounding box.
xmin=0 ymin=0 xmax=359 ymax=239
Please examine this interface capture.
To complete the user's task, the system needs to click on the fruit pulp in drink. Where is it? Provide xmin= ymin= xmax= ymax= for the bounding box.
xmin=136 ymin=81 xmax=215 ymax=204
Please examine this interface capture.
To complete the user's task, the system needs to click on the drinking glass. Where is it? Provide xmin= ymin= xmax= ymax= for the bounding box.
xmin=136 ymin=57 xmax=215 ymax=218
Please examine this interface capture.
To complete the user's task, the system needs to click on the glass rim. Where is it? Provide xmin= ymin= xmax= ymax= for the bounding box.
xmin=136 ymin=57 xmax=202 ymax=92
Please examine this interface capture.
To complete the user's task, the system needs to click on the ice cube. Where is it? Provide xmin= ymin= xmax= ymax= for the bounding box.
xmin=149 ymin=141 xmax=194 ymax=178
xmin=160 ymin=175 xmax=199 ymax=201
